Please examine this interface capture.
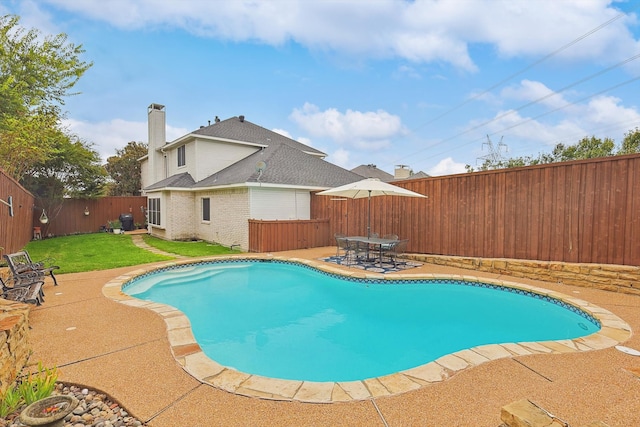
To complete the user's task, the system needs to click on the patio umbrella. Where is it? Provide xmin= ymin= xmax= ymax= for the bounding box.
xmin=316 ymin=178 xmax=428 ymax=238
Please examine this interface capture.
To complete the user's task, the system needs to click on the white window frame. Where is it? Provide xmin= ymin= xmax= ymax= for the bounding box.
xmin=177 ymin=145 xmax=186 ymax=167
xmin=148 ymin=197 xmax=161 ymax=226
xmin=202 ymin=197 xmax=210 ymax=222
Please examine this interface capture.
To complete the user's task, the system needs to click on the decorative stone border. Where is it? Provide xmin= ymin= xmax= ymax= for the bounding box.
xmin=102 ymin=255 xmax=632 ymax=403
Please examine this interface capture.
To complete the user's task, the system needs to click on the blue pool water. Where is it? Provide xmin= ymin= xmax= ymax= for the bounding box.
xmin=124 ymin=260 xmax=600 ymax=382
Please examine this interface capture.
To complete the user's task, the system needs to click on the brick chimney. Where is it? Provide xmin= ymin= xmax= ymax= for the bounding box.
xmin=394 ymin=164 xmax=412 ymax=180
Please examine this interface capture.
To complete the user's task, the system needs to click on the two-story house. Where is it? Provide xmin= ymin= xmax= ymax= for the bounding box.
xmin=140 ymin=103 xmax=362 ymax=250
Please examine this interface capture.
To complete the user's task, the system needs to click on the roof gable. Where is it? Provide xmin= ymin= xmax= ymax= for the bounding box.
xmin=145 ymin=172 xmax=195 ymax=190
xmin=351 ymin=164 xmax=394 ymax=182
xmin=190 ymin=116 xmax=326 ymax=157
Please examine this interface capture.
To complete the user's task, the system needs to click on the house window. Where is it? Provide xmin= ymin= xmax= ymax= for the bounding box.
xmin=177 ymin=145 xmax=186 ymax=167
xmin=148 ymin=198 xmax=161 ymax=226
xmin=202 ymin=197 xmax=210 ymax=221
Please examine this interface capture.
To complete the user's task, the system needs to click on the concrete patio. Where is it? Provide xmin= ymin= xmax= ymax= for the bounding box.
xmin=27 ymin=247 xmax=640 ymax=426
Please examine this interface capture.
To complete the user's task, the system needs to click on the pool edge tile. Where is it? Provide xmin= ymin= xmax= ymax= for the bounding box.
xmin=102 ymin=256 xmax=634 ymax=404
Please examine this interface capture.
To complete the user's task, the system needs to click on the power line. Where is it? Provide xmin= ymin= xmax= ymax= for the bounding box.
xmin=410 ymin=10 xmax=630 ymax=132
xmin=387 ymin=6 xmax=638 ymax=169
xmin=392 ymin=51 xmax=640 ymax=166
xmin=416 ymin=75 xmax=640 ymax=163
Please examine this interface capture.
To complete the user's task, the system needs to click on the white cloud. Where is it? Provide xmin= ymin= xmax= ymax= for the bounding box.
xmin=2 ymin=1 xmax=60 ymax=35
xmin=583 ymin=95 xmax=640 ymax=131
xmin=427 ymin=157 xmax=467 ymax=176
xmin=272 ymin=128 xmax=316 ymax=149
xmin=271 ymin=128 xmax=292 ymax=139
xmin=289 ymin=103 xmax=405 ymax=150
xmin=393 ymin=65 xmax=422 ymax=80
xmin=328 ymin=148 xmax=351 ymax=169
xmin=28 ymin=0 xmax=639 ymax=71
xmin=63 ymin=118 xmax=187 ymax=162
xmin=501 ymin=80 xmax=569 ymax=110
xmin=483 ymin=92 xmax=640 ymax=147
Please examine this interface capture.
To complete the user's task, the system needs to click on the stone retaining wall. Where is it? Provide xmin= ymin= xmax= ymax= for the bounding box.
xmin=408 ymin=254 xmax=640 ymax=296
xmin=0 ymin=299 xmax=31 ymax=394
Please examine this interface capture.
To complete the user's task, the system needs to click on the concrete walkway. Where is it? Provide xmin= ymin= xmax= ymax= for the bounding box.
xmin=129 ymin=234 xmax=188 ymax=259
xmin=26 ymin=247 xmax=640 ymax=426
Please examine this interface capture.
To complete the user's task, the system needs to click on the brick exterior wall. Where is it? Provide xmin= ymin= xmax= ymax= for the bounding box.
xmin=197 ymin=188 xmax=250 ymax=250
xmin=166 ymin=191 xmax=196 ymax=241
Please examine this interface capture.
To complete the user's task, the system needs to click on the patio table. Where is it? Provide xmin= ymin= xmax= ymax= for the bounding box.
xmin=346 ymin=236 xmax=400 ymax=264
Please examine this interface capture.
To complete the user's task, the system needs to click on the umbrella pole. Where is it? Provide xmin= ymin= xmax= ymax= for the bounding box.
xmin=367 ymin=190 xmax=371 ymax=238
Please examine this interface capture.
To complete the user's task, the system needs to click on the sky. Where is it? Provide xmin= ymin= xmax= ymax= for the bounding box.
xmin=2 ymin=0 xmax=640 ymax=177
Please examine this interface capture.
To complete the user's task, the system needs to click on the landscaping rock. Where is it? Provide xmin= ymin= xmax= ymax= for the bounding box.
xmin=2 ymin=383 xmax=147 ymax=427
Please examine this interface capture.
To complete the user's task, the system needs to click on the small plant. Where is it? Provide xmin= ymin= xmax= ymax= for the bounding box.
xmin=0 ymin=386 xmax=23 ymax=418
xmin=16 ymin=362 xmax=58 ymax=405
xmin=109 ymin=219 xmax=122 ymax=229
xmin=0 ymin=362 xmax=58 ymax=419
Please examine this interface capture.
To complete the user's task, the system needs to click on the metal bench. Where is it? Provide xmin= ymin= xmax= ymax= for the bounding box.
xmin=4 ymin=250 xmax=60 ymax=286
xmin=0 ymin=275 xmax=44 ymax=305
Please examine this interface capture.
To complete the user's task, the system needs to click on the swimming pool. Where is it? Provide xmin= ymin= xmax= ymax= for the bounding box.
xmin=123 ymin=259 xmax=600 ymax=383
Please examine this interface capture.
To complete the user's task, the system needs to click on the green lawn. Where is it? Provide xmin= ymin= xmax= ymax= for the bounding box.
xmin=140 ymin=234 xmax=241 ymax=257
xmin=19 ymin=233 xmax=242 ymax=274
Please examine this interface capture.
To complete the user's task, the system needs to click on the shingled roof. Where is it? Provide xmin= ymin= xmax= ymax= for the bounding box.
xmin=191 ymin=116 xmax=326 ymax=157
xmin=145 ymin=172 xmax=195 ymax=190
xmin=193 ymin=142 xmax=362 ymax=189
xmin=351 ymin=164 xmax=394 ymax=182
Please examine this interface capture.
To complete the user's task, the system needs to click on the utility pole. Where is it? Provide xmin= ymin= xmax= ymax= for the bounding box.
xmin=477 ymin=135 xmax=508 ymax=165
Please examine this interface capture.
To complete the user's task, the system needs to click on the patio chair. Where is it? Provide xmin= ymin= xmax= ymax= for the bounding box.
xmin=0 ymin=275 xmax=44 ymax=305
xmin=352 ymin=240 xmax=370 ymax=262
xmin=382 ymin=239 xmax=409 ymax=267
xmin=3 ymin=251 xmax=60 ymax=286
xmin=334 ymin=233 xmax=347 ymax=257
xmin=336 ymin=236 xmax=361 ymax=264
xmin=380 ymin=234 xmax=399 ymax=250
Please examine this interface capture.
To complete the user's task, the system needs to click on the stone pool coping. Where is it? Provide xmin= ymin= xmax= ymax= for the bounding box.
xmin=101 ymin=254 xmax=632 ymax=403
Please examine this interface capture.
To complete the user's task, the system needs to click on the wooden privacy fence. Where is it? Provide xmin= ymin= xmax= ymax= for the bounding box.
xmin=35 ymin=197 xmax=148 ymax=237
xmin=311 ymin=153 xmax=640 ymax=266
xmin=249 ymin=219 xmax=331 ymax=252
xmin=0 ymin=170 xmax=35 ymax=256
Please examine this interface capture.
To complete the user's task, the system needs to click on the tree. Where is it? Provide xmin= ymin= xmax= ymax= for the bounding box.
xmin=0 ymin=14 xmax=93 ymax=182
xmin=466 ymin=129 xmax=640 ymax=172
xmin=20 ymin=134 xmax=107 ymax=232
xmin=105 ymin=141 xmax=148 ymax=196
xmin=0 ymin=15 xmax=92 ymax=115
xmin=0 ymin=107 xmax=59 ymax=178
xmin=618 ymin=128 xmax=640 ymax=155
